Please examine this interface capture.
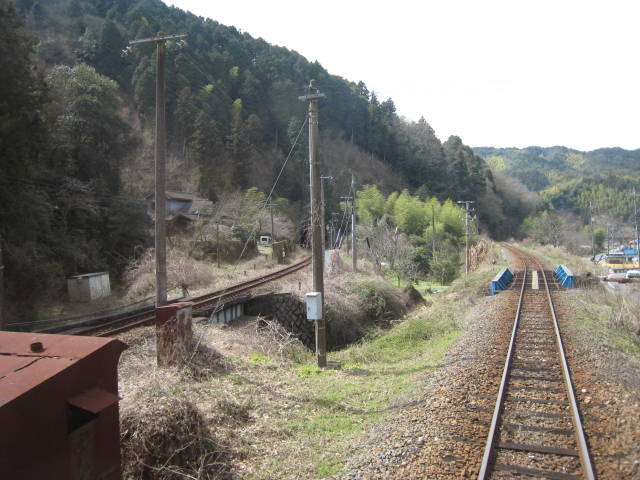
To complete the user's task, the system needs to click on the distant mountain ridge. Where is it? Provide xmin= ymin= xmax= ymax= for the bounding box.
xmin=473 ymin=145 xmax=640 ymax=192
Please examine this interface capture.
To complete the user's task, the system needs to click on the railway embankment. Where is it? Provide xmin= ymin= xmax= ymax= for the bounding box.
xmin=115 ymin=244 xmax=639 ymax=479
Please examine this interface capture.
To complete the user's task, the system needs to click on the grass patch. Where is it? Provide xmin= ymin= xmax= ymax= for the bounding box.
xmin=296 ymin=364 xmax=322 ymax=377
xmin=260 ymin=300 xmax=467 ymax=478
xmin=567 ymin=286 xmax=640 ymax=355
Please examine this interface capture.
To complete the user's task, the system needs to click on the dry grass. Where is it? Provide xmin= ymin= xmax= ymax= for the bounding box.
xmin=116 ymin=246 xmax=420 ymax=479
xmin=118 ymin=321 xmax=318 ymax=479
xmin=120 ymin=395 xmax=227 ymax=480
xmin=124 ymin=247 xmax=217 ymax=299
xmin=117 ymin=254 xmax=413 ymax=479
xmin=118 ymin=330 xmax=232 ymax=479
xmin=124 ymin=246 xmax=306 ymax=301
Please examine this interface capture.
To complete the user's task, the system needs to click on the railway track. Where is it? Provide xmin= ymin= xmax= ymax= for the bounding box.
xmin=478 ymin=244 xmax=595 ymax=479
xmin=57 ymin=256 xmax=311 ymax=337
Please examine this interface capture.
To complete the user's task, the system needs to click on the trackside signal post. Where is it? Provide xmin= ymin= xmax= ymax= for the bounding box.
xmin=299 ymin=80 xmax=327 ymax=367
xmin=127 ymin=32 xmax=187 ymax=307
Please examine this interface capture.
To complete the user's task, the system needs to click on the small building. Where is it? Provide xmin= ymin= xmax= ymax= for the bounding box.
xmin=67 ymin=272 xmax=111 ymax=302
xmin=143 ymin=190 xmax=213 ymax=221
xmin=143 ymin=191 xmax=216 ymax=235
xmin=259 ymin=234 xmax=271 ymax=245
xmin=0 ymin=331 xmax=128 ymax=480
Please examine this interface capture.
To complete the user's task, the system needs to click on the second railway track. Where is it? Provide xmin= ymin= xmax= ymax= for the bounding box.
xmin=54 ymin=256 xmax=311 ymax=337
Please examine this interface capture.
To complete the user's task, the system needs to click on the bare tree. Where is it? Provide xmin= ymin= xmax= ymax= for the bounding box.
xmin=533 ymin=212 xmax=566 ymax=247
xmin=359 ymin=218 xmax=411 ymax=282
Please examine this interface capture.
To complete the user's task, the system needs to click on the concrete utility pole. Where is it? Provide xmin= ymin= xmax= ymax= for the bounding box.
xmin=128 ymin=32 xmax=187 ymax=307
xmin=266 ymin=196 xmax=275 ymax=245
xmin=299 ymin=80 xmax=326 ymax=367
xmin=351 ymin=174 xmax=357 ymax=272
xmin=432 ymin=204 xmax=437 ymax=261
xmin=341 ymin=194 xmax=352 ymax=253
xmin=632 ymin=188 xmax=639 ymax=263
xmin=331 ymin=212 xmax=340 ymax=249
xmin=457 ymin=201 xmax=475 ymax=276
xmin=590 ymin=201 xmax=596 ymax=263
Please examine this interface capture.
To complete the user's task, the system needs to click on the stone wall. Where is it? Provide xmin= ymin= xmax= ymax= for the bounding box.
xmin=246 ymin=293 xmax=314 ymax=349
xmin=270 ymin=293 xmax=314 ymax=348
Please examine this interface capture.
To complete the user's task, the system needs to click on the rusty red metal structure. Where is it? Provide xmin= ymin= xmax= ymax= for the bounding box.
xmin=0 ymin=331 xmax=127 ymax=480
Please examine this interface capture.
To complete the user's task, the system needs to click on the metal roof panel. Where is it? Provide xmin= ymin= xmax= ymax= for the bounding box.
xmin=0 ymin=332 xmax=127 ymax=406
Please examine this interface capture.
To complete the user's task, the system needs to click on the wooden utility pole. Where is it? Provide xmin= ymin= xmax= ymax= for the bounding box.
xmin=128 ymin=32 xmax=187 ymax=307
xmin=299 ymin=80 xmax=326 ymax=367
xmin=320 ymin=176 xmax=331 ymax=257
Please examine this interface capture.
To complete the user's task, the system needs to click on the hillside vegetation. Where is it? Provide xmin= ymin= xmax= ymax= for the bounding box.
xmin=475 ymin=145 xmax=640 ymax=226
xmin=2 ymin=0 xmax=639 ymax=323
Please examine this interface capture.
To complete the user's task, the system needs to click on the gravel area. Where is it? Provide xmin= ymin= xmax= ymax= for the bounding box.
xmin=333 ymin=285 xmax=640 ymax=479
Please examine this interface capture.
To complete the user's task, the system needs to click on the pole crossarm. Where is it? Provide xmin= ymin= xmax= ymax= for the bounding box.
xmin=298 ymin=92 xmax=326 ymax=101
xmin=129 ymin=33 xmax=187 ymax=45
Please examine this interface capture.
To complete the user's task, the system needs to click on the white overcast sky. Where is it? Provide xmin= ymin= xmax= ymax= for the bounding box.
xmin=165 ymin=0 xmax=639 ymax=152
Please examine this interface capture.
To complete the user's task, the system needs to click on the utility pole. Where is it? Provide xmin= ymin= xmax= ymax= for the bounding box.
xmin=590 ymin=201 xmax=596 ymax=264
xmin=320 ymin=176 xmax=332 ymax=258
xmin=332 ymin=212 xmax=340 ymax=249
xmin=266 ymin=196 xmax=275 ymax=246
xmin=432 ymin=204 xmax=436 ymax=262
xmin=299 ymin=80 xmax=326 ymax=367
xmin=341 ymin=194 xmax=353 ymax=253
xmin=351 ymin=174 xmax=357 ymax=272
xmin=127 ymin=32 xmax=187 ymax=307
xmin=632 ymin=188 xmax=639 ymax=265
xmin=217 ymin=222 xmax=220 ymax=268
xmin=457 ymin=201 xmax=475 ymax=277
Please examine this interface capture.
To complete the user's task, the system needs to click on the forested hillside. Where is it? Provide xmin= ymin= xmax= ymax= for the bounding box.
xmin=475 ymin=146 xmax=640 ymax=227
xmin=1 ymin=0 xmax=540 ymax=318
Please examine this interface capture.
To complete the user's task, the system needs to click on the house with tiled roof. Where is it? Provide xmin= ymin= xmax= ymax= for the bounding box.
xmin=143 ymin=191 xmax=213 ymax=221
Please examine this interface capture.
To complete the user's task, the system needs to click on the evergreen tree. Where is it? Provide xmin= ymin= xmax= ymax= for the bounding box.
xmin=0 ymin=0 xmax=47 ymax=247
xmin=95 ymin=19 xmax=125 ymax=81
xmin=47 ymin=64 xmax=135 ymax=193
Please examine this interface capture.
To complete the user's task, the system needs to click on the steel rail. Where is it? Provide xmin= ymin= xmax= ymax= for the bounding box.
xmin=540 ymin=260 xmax=596 ymax=480
xmin=478 ymin=257 xmax=528 ymax=479
xmin=479 ymin=246 xmax=595 ymax=479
